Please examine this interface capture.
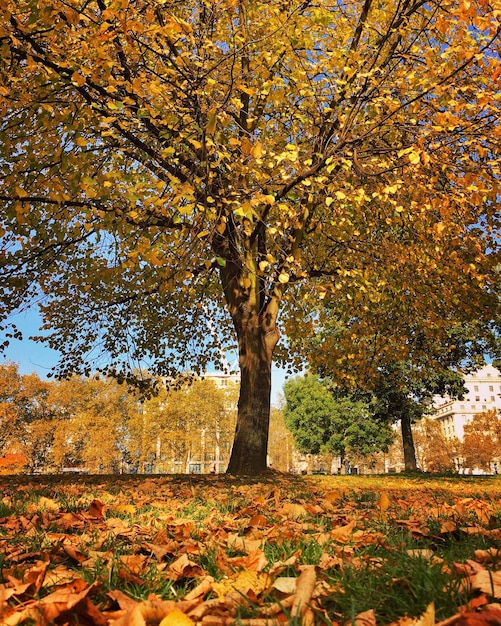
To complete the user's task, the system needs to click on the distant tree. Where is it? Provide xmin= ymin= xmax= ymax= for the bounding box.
xmin=0 ymin=452 xmax=27 ymax=474
xmin=0 ymin=362 xmax=54 ymax=470
xmin=267 ymin=407 xmax=293 ymax=472
xmin=367 ymin=365 xmax=466 ymax=471
xmin=47 ymin=376 xmax=138 ymax=473
xmin=130 ymin=378 xmax=237 ymax=473
xmin=0 ymin=362 xmax=23 ymax=453
xmin=413 ymin=417 xmax=461 ymax=473
xmin=283 ymin=376 xmax=394 ymax=467
xmin=461 ymin=410 xmax=501 ymax=472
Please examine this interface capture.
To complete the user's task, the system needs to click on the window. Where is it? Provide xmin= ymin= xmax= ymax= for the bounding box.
xmin=489 ymin=385 xmax=494 ymax=391
xmin=491 ymin=396 xmax=495 ymax=402
xmin=474 ymin=385 xmax=479 ymax=391
xmin=476 ymin=396 xmax=480 ymax=401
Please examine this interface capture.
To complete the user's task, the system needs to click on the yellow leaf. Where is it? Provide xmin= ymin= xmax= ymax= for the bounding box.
xmin=378 ymin=492 xmax=391 ymax=519
xmin=259 ymin=260 xmax=269 ymax=271
xmin=75 ymin=136 xmax=87 ymax=147
xmin=278 ymin=272 xmax=290 ymax=284
xmin=115 ymin=504 xmax=136 ymax=515
xmin=410 ymin=603 xmax=435 ymax=626
xmin=408 ymin=151 xmax=421 ymax=164
xmin=335 ymin=190 xmax=346 ymax=200
xmin=250 ymin=140 xmax=263 ymax=158
xmin=241 ymin=137 xmax=252 ymax=154
xmin=159 ymin=610 xmax=195 ymax=626
xmin=206 ymin=108 xmax=217 ymax=135
xmin=212 ymin=570 xmax=269 ymax=599
xmin=323 ymin=490 xmax=343 ymax=504
xmin=15 ymin=186 xmax=29 ymax=198
xmin=281 ymin=502 xmax=307 ymax=519
xmin=35 ymin=496 xmax=60 ymax=512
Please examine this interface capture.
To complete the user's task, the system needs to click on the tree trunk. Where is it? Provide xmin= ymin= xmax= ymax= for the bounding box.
xmin=226 ymin=313 xmax=278 ymax=475
xmin=401 ymin=413 xmax=417 ymax=472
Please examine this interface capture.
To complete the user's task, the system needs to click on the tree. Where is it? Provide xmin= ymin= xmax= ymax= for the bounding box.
xmin=413 ymin=417 xmax=461 ymax=473
xmin=129 ymin=377 xmax=237 ymax=473
xmin=0 ymin=362 xmax=24 ymax=453
xmin=0 ymin=1 xmax=500 ymax=474
xmin=358 ymin=364 xmax=466 ymax=471
xmin=283 ymin=376 xmax=394 ymax=466
xmin=461 ymin=410 xmax=501 ymax=472
xmin=303 ymin=309 xmax=477 ymax=471
xmin=47 ymin=375 xmax=138 ymax=472
xmin=0 ymin=362 xmax=54 ymax=469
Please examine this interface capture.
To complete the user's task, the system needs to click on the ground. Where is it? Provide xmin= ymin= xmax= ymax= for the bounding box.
xmin=0 ymin=473 xmax=500 ymax=625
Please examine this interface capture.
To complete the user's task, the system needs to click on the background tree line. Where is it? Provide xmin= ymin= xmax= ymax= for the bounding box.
xmin=2 ymin=360 xmax=499 ymax=476
xmin=0 ymin=363 xmax=241 ymax=474
xmin=282 ymin=374 xmax=501 ymax=475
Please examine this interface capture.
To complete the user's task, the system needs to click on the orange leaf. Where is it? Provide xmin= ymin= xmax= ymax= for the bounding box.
xmin=89 ymin=499 xmax=106 ymax=518
xmin=291 ymin=565 xmax=316 ymax=619
xmin=248 ymin=514 xmax=267 ymax=527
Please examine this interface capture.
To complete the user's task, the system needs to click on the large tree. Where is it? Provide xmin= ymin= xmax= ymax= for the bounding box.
xmin=283 ymin=375 xmax=395 ymax=465
xmin=461 ymin=409 xmax=501 ymax=473
xmin=0 ymin=1 xmax=499 ymax=474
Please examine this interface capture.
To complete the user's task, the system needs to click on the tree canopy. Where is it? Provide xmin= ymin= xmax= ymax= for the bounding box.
xmin=283 ymin=375 xmax=395 ymax=464
xmin=461 ymin=409 xmax=501 ymax=472
xmin=0 ymin=0 xmax=500 ymax=473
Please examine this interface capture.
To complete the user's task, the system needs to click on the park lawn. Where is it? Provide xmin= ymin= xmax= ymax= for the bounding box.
xmin=0 ymin=473 xmax=500 ymax=625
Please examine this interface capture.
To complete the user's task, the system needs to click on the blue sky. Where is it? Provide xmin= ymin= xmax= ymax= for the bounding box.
xmin=0 ymin=307 xmax=289 ymax=404
xmin=1 ymin=308 xmax=60 ymax=377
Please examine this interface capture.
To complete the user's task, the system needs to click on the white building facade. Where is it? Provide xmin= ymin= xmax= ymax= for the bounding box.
xmin=432 ymin=364 xmax=501 ymax=440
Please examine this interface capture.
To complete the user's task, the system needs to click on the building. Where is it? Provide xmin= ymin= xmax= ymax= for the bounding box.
xmin=432 ymin=364 xmax=501 ymax=440
xmin=202 ymin=371 xmax=240 ymax=390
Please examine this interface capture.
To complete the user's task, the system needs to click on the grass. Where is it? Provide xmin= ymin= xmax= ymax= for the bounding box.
xmin=0 ymin=473 xmax=500 ymax=625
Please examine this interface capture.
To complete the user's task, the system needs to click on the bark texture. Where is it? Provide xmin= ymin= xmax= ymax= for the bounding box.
xmin=226 ymin=311 xmax=279 ymax=475
xmin=401 ymin=413 xmax=417 ymax=472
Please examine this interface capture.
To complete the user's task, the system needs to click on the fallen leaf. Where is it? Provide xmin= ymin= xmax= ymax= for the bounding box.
xmin=167 ymin=554 xmax=204 ymax=581
xmin=471 ymin=570 xmax=501 ymax=599
xmin=291 ymin=565 xmax=316 ymax=619
xmin=272 ymin=576 xmax=297 ymax=594
xmin=354 ymin=608 xmax=377 ymax=626
xmin=475 ymin=549 xmax=501 ymax=564
xmin=212 ymin=570 xmax=270 ymax=599
xmin=159 ymin=609 xmax=195 ymax=626
xmin=89 ymin=499 xmax=106 ymax=519
xmin=280 ymin=502 xmax=308 ymax=519
xmin=406 ymin=549 xmax=434 ymax=561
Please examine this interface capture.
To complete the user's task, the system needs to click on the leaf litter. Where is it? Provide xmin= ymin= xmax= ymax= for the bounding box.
xmin=0 ymin=474 xmax=500 ymax=625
